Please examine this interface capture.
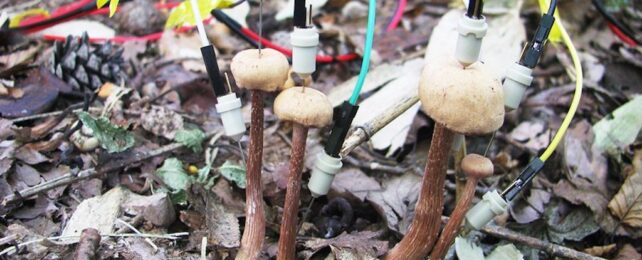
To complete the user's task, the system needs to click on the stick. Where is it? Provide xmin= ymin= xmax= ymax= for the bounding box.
xmin=1 ymin=131 xmax=220 ymax=206
xmin=74 ymin=228 xmax=101 ymax=260
xmin=438 ymin=217 xmax=605 ymax=260
xmin=340 ymin=95 xmax=419 ymax=157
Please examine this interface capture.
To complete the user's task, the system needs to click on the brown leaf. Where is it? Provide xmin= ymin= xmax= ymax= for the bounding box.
xmin=304 ymin=231 xmax=388 ymax=258
xmin=140 ymin=105 xmax=184 ymax=140
xmin=14 ymin=163 xmax=42 ymax=186
xmin=15 ymin=145 xmax=50 ymax=165
xmin=366 ymin=173 xmax=421 ymax=234
xmin=331 ymin=168 xmax=381 ymax=202
xmin=608 ymin=171 xmax=642 ymax=228
xmin=562 ymin=120 xmax=608 ymax=196
xmin=615 ymin=244 xmax=642 ymax=260
xmin=584 ymin=244 xmax=616 ymax=257
xmin=0 ymin=67 xmax=71 ymax=118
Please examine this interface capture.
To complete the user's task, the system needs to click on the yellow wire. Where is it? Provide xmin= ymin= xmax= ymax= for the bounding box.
xmin=539 ymin=17 xmax=583 ymax=162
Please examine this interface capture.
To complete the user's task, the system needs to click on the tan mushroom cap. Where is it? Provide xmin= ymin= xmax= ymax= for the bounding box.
xmin=230 ymin=48 xmax=289 ymax=92
xmin=274 ymin=87 xmax=333 ymax=128
xmin=461 ymin=154 xmax=494 ymax=179
xmin=418 ymin=57 xmax=504 ymax=135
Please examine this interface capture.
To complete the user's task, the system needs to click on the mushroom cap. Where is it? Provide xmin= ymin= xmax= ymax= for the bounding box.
xmin=461 ymin=154 xmax=494 ymax=179
xmin=418 ymin=57 xmax=504 ymax=135
xmin=230 ymin=48 xmax=289 ymax=92
xmin=274 ymin=87 xmax=333 ymax=128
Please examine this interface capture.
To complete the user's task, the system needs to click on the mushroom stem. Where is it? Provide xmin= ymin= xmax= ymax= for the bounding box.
xmin=277 ymin=123 xmax=308 ymax=260
xmin=430 ymin=177 xmax=478 ymax=260
xmin=386 ymin=123 xmax=455 ymax=259
xmin=237 ymin=90 xmax=266 ymax=260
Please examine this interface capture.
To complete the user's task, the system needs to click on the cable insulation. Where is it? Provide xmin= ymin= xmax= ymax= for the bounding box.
xmin=385 ymin=0 xmax=406 ymax=32
xmin=539 ymin=14 xmax=583 ymax=162
xmin=348 ymin=0 xmax=376 ymax=105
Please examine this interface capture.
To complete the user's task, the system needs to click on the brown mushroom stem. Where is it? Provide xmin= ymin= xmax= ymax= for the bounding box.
xmin=237 ymin=91 xmax=266 ymax=260
xmin=277 ymin=123 xmax=309 ymax=260
xmin=430 ymin=176 xmax=478 ymax=260
xmin=386 ymin=123 xmax=455 ymax=259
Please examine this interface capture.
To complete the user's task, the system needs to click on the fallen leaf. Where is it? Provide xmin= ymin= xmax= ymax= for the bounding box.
xmin=327 ymin=63 xmax=403 ymax=107
xmin=156 ymin=158 xmax=191 ymax=204
xmin=508 ymin=121 xmax=550 ymax=152
xmin=0 ymin=67 xmax=67 ymax=118
xmin=76 ymin=111 xmax=135 ymax=153
xmin=40 ymin=165 xmax=71 ymax=199
xmin=3 ymin=224 xmax=51 ymax=257
xmin=206 ymin=191 xmax=240 ymax=248
xmin=584 ymin=244 xmax=616 ymax=257
xmin=615 ymin=244 xmax=642 ymax=260
xmin=304 ymin=231 xmax=388 ymax=258
xmin=366 ymin=173 xmax=421 ymax=234
xmin=141 ymin=105 xmax=184 ymax=140
xmin=122 ymin=191 xmax=176 ymax=227
xmin=486 ymin=244 xmax=524 ymax=260
xmin=593 ymin=95 xmax=642 ymax=156
xmin=608 ymin=171 xmax=642 ymax=228
xmin=562 ymin=120 xmax=609 ymax=196
xmin=15 ymin=145 xmax=50 ymax=165
xmin=509 ymin=187 xmax=551 ymax=224
xmin=218 ymin=160 xmax=246 ymax=189
xmin=40 ymin=20 xmax=115 ymax=39
xmin=455 ymin=237 xmax=484 ymax=260
xmin=331 ymin=168 xmax=381 ymax=202
xmin=14 ymin=163 xmax=42 ymax=186
xmin=174 ymin=128 xmax=205 ymax=152
xmin=11 ymin=195 xmax=58 ymax=220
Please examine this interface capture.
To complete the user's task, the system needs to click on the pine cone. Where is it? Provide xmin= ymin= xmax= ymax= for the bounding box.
xmin=50 ymin=32 xmax=127 ymax=91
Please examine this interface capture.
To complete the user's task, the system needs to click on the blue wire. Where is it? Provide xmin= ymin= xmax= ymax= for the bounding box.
xmin=348 ymin=0 xmax=376 ymax=105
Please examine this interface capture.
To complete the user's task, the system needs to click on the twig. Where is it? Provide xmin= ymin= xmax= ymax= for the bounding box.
xmin=1 ymin=131 xmax=220 ymax=206
xmin=74 ymin=228 xmax=101 ymax=260
xmin=116 ymin=219 xmax=158 ymax=252
xmin=340 ymin=95 xmax=419 ymax=157
xmin=439 ymin=217 xmax=605 ymax=260
xmin=0 ymin=232 xmax=189 ymax=256
xmin=201 ymin=237 xmax=208 ymax=260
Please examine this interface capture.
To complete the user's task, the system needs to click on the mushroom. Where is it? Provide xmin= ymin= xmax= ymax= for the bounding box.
xmin=386 ymin=57 xmax=504 ymax=259
xmin=274 ymin=86 xmax=333 ymax=260
xmin=430 ymin=154 xmax=494 ymax=260
xmin=230 ymin=48 xmax=289 ymax=260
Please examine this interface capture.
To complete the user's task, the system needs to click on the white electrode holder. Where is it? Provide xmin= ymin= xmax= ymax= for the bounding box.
xmin=464 ymin=190 xmax=508 ymax=230
xmin=291 ymin=26 xmax=319 ymax=75
xmin=455 ymin=15 xmax=488 ymax=67
xmin=502 ymin=63 xmax=534 ymax=110
xmin=308 ymin=151 xmax=342 ymax=197
xmin=215 ymin=93 xmax=245 ymax=141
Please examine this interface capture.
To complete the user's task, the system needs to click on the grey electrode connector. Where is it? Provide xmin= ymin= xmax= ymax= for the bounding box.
xmin=455 ymin=14 xmax=488 ymax=67
xmin=308 ymin=152 xmax=342 ymax=197
xmin=464 ymin=190 xmax=508 ymax=230
xmin=215 ymin=93 xmax=245 ymax=141
xmin=502 ymin=63 xmax=534 ymax=110
xmin=291 ymin=26 xmax=319 ymax=76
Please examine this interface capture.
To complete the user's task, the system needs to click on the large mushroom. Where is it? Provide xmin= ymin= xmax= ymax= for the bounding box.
xmin=230 ymin=48 xmax=289 ymax=260
xmin=274 ymin=87 xmax=333 ymax=260
xmin=386 ymin=57 xmax=504 ymax=259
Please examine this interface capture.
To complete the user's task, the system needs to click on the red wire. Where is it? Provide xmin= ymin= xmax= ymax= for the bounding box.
xmin=19 ymin=0 xmax=361 ymax=62
xmin=607 ymin=22 xmax=638 ymax=47
xmin=385 ymin=0 xmax=406 ymax=32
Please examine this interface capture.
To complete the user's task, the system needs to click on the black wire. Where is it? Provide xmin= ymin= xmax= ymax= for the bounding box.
xmin=547 ymin=0 xmax=558 ymax=15
xmin=592 ymin=0 xmax=641 ymax=44
xmin=466 ymin=0 xmax=484 ymax=19
xmin=211 ymin=10 xmax=259 ymax=48
xmin=466 ymin=0 xmax=477 ymax=18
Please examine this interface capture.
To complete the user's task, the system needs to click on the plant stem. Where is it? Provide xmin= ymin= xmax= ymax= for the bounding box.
xmin=430 ymin=177 xmax=478 ymax=260
xmin=277 ymin=123 xmax=308 ymax=260
xmin=386 ymin=123 xmax=454 ymax=259
xmin=237 ymin=91 xmax=266 ymax=260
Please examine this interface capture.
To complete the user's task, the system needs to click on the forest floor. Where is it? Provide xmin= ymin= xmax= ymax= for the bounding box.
xmin=0 ymin=0 xmax=641 ymax=259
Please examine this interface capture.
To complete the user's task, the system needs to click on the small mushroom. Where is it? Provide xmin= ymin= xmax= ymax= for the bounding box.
xmin=387 ymin=57 xmax=504 ymax=259
xmin=70 ymin=125 xmax=99 ymax=152
xmin=231 ymin=48 xmax=290 ymax=260
xmin=231 ymin=48 xmax=290 ymax=92
xmin=430 ymin=154 xmax=494 ymax=260
xmin=275 ymin=87 xmax=332 ymax=260
xmin=281 ymin=68 xmax=313 ymax=91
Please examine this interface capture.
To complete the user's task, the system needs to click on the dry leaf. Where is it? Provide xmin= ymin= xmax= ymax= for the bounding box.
xmin=615 ymin=244 xmax=642 ymax=260
xmin=140 ymin=105 xmax=184 ymax=140
xmin=304 ymin=231 xmax=388 ymax=258
xmin=366 ymin=173 xmax=421 ymax=234
xmin=608 ymin=171 xmax=642 ymax=228
xmin=584 ymin=244 xmax=616 ymax=257
xmin=331 ymin=168 xmax=381 ymax=202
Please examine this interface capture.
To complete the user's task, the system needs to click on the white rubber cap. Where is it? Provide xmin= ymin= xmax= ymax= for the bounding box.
xmin=291 ymin=27 xmax=319 ymax=75
xmin=455 ymin=15 xmax=488 ymax=67
xmin=464 ymin=190 xmax=508 ymax=230
xmin=308 ymin=152 xmax=342 ymax=197
xmin=215 ymin=93 xmax=245 ymax=141
xmin=503 ymin=63 xmax=533 ymax=110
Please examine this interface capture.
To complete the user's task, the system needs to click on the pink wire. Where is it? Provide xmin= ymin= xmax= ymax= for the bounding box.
xmin=386 ymin=0 xmax=406 ymax=32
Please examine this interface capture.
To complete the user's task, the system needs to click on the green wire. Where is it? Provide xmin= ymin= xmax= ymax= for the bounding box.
xmin=348 ymin=0 xmax=376 ymax=105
